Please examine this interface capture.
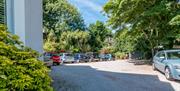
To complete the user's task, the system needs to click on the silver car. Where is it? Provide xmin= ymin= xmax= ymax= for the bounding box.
xmin=153 ymin=50 xmax=180 ymax=80
xmin=61 ymin=53 xmax=76 ymax=63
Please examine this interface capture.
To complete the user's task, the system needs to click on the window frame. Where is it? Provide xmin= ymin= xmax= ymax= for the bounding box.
xmin=0 ymin=0 xmax=6 ymax=24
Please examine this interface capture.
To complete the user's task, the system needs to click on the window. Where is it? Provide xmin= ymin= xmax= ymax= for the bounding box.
xmin=177 ymin=0 xmax=180 ymax=4
xmin=156 ymin=52 xmax=165 ymax=58
xmin=167 ymin=51 xmax=180 ymax=59
xmin=0 ymin=0 xmax=6 ymax=24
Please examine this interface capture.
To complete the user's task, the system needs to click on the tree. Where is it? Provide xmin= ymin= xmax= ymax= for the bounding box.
xmin=43 ymin=0 xmax=86 ymax=51
xmin=104 ymin=0 xmax=180 ymax=58
xmin=114 ymin=28 xmax=135 ymax=53
xmin=88 ymin=21 xmax=112 ymax=52
xmin=43 ymin=0 xmax=86 ymax=34
xmin=43 ymin=0 xmax=86 ymax=39
xmin=60 ymin=31 xmax=91 ymax=53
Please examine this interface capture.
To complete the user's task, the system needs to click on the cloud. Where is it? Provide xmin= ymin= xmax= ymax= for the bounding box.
xmin=72 ymin=0 xmax=102 ymax=12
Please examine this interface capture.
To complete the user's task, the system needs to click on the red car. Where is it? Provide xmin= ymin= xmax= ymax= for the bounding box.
xmin=50 ymin=54 xmax=61 ymax=65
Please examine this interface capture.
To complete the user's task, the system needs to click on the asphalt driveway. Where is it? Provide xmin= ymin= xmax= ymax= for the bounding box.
xmin=51 ymin=61 xmax=180 ymax=91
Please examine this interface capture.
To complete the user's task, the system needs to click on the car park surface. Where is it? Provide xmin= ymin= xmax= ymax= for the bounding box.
xmin=51 ymin=60 xmax=180 ymax=91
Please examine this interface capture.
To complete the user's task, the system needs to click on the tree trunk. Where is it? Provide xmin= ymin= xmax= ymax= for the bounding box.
xmin=151 ymin=48 xmax=155 ymax=61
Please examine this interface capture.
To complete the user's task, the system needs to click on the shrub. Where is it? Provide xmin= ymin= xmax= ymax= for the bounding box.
xmin=115 ymin=52 xmax=127 ymax=59
xmin=0 ymin=25 xmax=53 ymax=91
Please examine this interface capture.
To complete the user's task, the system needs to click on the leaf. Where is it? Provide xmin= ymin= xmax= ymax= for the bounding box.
xmin=0 ymin=75 xmax=7 ymax=80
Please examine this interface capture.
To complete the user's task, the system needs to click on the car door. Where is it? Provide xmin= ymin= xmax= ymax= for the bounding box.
xmin=44 ymin=53 xmax=52 ymax=61
xmin=156 ymin=52 xmax=166 ymax=72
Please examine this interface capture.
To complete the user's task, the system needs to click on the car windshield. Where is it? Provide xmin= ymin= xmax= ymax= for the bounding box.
xmin=167 ymin=51 xmax=180 ymax=60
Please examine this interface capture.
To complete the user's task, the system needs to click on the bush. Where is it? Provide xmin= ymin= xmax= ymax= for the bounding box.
xmin=0 ymin=25 xmax=53 ymax=91
xmin=115 ymin=52 xmax=127 ymax=59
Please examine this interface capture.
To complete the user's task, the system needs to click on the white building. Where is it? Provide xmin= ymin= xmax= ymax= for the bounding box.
xmin=1 ymin=0 xmax=43 ymax=56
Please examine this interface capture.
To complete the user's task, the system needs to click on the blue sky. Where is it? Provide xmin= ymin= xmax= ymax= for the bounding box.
xmin=68 ymin=0 xmax=108 ymax=26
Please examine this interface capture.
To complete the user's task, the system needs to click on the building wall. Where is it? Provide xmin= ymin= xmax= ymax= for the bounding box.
xmin=13 ymin=0 xmax=26 ymax=43
xmin=24 ymin=0 xmax=43 ymax=55
xmin=6 ymin=0 xmax=43 ymax=58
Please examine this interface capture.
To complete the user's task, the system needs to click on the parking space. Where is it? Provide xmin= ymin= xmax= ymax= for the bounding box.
xmin=51 ymin=60 xmax=180 ymax=91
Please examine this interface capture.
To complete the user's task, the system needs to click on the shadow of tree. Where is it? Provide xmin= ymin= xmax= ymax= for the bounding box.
xmin=51 ymin=65 xmax=176 ymax=91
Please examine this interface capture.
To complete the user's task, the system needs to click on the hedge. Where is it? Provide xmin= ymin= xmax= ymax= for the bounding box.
xmin=0 ymin=25 xmax=53 ymax=91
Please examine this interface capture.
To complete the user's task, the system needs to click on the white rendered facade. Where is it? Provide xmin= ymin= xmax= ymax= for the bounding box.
xmin=6 ymin=0 xmax=43 ymax=56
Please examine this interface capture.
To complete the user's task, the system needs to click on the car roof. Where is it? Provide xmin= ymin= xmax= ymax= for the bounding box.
xmin=160 ymin=49 xmax=180 ymax=53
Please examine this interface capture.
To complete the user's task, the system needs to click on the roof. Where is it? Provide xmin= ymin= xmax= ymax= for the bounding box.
xmin=163 ymin=49 xmax=180 ymax=52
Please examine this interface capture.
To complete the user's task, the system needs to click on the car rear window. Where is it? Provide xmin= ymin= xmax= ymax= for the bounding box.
xmin=65 ymin=54 xmax=73 ymax=56
xmin=45 ymin=53 xmax=52 ymax=56
xmin=167 ymin=51 xmax=180 ymax=59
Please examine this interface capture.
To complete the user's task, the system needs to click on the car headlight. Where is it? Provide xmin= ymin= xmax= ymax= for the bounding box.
xmin=174 ymin=65 xmax=180 ymax=69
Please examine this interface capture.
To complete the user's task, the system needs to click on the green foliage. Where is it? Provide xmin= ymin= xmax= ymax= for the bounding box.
xmin=104 ymin=0 xmax=180 ymax=58
xmin=0 ymin=25 xmax=52 ymax=91
xmin=114 ymin=28 xmax=135 ymax=53
xmin=88 ymin=21 xmax=112 ymax=52
xmin=115 ymin=52 xmax=127 ymax=59
xmin=100 ymin=46 xmax=114 ymax=54
xmin=170 ymin=15 xmax=180 ymax=25
xmin=43 ymin=0 xmax=87 ymax=51
xmin=60 ymin=30 xmax=91 ymax=53
xmin=44 ymin=41 xmax=58 ymax=52
xmin=43 ymin=19 xmax=112 ymax=53
xmin=43 ymin=0 xmax=86 ymax=40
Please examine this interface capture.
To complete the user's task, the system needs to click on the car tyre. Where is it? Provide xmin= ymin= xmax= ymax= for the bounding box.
xmin=56 ymin=63 xmax=60 ymax=65
xmin=165 ymin=67 xmax=173 ymax=81
xmin=60 ymin=62 xmax=63 ymax=65
xmin=53 ymin=62 xmax=56 ymax=66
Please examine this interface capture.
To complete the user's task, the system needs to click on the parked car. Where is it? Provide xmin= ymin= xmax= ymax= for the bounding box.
xmin=74 ymin=53 xmax=90 ymax=62
xmin=44 ymin=59 xmax=53 ymax=68
xmin=105 ymin=54 xmax=113 ymax=61
xmin=99 ymin=54 xmax=105 ymax=61
xmin=50 ymin=54 xmax=61 ymax=65
xmin=44 ymin=52 xmax=53 ymax=61
xmin=99 ymin=54 xmax=112 ymax=61
xmin=78 ymin=54 xmax=92 ymax=62
xmin=74 ymin=53 xmax=82 ymax=63
xmin=44 ymin=52 xmax=53 ymax=67
xmin=86 ymin=52 xmax=94 ymax=60
xmin=92 ymin=53 xmax=100 ymax=62
xmin=44 ymin=52 xmax=61 ymax=65
xmin=85 ymin=52 xmax=100 ymax=62
xmin=61 ymin=53 xmax=76 ymax=63
xmin=153 ymin=50 xmax=180 ymax=80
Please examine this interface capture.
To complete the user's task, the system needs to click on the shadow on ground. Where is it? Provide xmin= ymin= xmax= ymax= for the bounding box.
xmin=51 ymin=65 xmax=176 ymax=91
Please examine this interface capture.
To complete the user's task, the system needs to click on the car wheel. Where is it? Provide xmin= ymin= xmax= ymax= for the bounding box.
xmin=53 ymin=62 xmax=56 ymax=66
xmin=60 ymin=62 xmax=63 ymax=65
xmin=152 ymin=63 xmax=157 ymax=71
xmin=56 ymin=63 xmax=60 ymax=65
xmin=89 ymin=59 xmax=92 ymax=62
xmin=165 ymin=67 xmax=173 ymax=80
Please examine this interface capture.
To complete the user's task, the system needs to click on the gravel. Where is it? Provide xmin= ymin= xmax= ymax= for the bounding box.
xmin=50 ymin=60 xmax=180 ymax=91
